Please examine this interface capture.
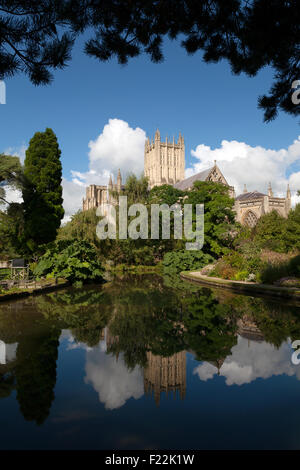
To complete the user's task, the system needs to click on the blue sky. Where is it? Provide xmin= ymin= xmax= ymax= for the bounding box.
xmin=1 ymin=35 xmax=299 ymax=218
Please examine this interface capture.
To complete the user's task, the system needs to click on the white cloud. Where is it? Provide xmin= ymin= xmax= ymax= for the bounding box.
xmin=1 ymin=185 xmax=22 ymax=205
xmin=88 ymin=119 xmax=146 ymax=176
xmin=62 ymin=330 xmax=143 ymax=411
xmin=188 ymin=137 xmax=300 ymax=205
xmin=84 ymin=346 xmax=144 ymax=410
xmin=61 ymin=177 xmax=86 ymax=223
xmin=193 ymin=336 xmax=300 ymax=386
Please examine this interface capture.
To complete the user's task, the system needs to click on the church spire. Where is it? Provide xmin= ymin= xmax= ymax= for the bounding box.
xmin=243 ymin=184 xmax=248 ymax=193
xmin=117 ymin=168 xmax=122 ymax=192
xmin=268 ymin=182 xmax=273 ymax=197
xmin=155 ymin=128 xmax=160 ymax=141
xmin=108 ymin=174 xmax=112 ymax=190
xmin=287 ymin=183 xmax=291 ymax=199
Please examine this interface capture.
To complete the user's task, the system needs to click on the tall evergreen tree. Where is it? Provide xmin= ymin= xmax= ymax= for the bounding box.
xmin=23 ymin=128 xmax=64 ymax=252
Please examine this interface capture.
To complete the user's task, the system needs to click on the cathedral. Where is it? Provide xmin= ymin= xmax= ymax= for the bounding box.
xmin=82 ymin=129 xmax=291 ymax=226
xmin=144 ymin=129 xmax=185 ymax=187
xmin=82 ymin=169 xmax=124 ymax=212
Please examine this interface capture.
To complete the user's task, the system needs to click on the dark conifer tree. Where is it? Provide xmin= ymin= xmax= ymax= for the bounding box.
xmin=23 ymin=128 xmax=64 ymax=251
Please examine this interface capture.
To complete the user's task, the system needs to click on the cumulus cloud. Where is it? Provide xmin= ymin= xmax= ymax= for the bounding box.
xmin=61 ymin=329 xmax=144 ymax=409
xmin=84 ymin=346 xmax=144 ymax=410
xmin=193 ymin=336 xmax=300 ymax=386
xmin=188 ymin=137 xmax=300 ymax=205
xmin=62 ymin=119 xmax=146 ymax=221
xmin=88 ymin=119 xmax=146 ymax=176
xmin=61 ymin=177 xmax=86 ymax=223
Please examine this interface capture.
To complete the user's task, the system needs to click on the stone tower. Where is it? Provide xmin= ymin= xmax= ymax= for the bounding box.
xmin=144 ymin=129 xmax=185 ymax=188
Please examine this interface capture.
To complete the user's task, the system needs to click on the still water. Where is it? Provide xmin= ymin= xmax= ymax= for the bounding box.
xmin=1 ymin=274 xmax=300 ymax=450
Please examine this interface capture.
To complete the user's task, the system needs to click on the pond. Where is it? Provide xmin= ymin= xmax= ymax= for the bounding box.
xmin=0 ymin=274 xmax=300 ymax=450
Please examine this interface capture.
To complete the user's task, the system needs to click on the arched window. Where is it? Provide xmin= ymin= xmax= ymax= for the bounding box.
xmin=244 ymin=210 xmax=258 ymax=227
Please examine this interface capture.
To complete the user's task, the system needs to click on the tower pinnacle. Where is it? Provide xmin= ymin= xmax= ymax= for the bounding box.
xmin=268 ymin=182 xmax=273 ymax=197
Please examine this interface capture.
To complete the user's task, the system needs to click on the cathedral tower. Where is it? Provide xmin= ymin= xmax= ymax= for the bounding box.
xmin=144 ymin=129 xmax=185 ymax=188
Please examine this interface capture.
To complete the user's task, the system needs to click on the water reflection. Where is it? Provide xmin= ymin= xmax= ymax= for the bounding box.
xmin=0 ymin=340 xmax=17 ymax=365
xmin=194 ymin=334 xmax=299 ymax=386
xmin=144 ymin=351 xmax=186 ymax=406
xmin=0 ymin=274 xmax=300 ymax=427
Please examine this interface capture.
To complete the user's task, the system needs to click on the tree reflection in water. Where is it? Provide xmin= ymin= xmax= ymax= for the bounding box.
xmin=0 ymin=274 xmax=299 ymax=419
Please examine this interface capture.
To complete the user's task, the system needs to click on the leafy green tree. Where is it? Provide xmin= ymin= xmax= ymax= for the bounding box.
xmin=34 ymin=239 xmax=104 ymax=284
xmin=23 ymin=128 xmax=64 ymax=252
xmin=57 ymin=208 xmax=100 ymax=249
xmin=0 ymin=153 xmax=23 ymax=205
xmin=253 ymin=211 xmax=288 ymax=253
xmin=149 ymin=184 xmax=184 ymax=206
xmin=0 ymin=154 xmax=25 ymax=256
xmin=185 ymin=181 xmax=236 ymax=257
xmin=0 ymin=1 xmax=298 ymax=121
xmin=285 ymin=204 xmax=300 ymax=252
xmin=0 ymin=203 xmax=25 ymax=257
xmin=121 ymin=173 xmax=149 ymax=204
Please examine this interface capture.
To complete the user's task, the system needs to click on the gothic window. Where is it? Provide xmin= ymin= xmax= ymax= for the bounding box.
xmin=243 ymin=210 xmax=258 ymax=228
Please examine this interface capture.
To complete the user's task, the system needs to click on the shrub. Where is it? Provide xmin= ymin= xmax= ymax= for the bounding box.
xmin=234 ymin=270 xmax=249 ymax=281
xmin=260 ymin=254 xmax=300 ymax=284
xmin=223 ymin=251 xmax=245 ymax=270
xmin=253 ymin=211 xmax=288 ymax=253
xmin=163 ymin=250 xmax=214 ymax=274
xmin=210 ymin=261 xmax=238 ymax=280
xmin=34 ymin=239 xmax=104 ymax=284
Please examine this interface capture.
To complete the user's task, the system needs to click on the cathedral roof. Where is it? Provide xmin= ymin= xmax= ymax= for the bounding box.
xmin=173 ymin=167 xmax=212 ymax=190
xmin=236 ymin=190 xmax=267 ymax=201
